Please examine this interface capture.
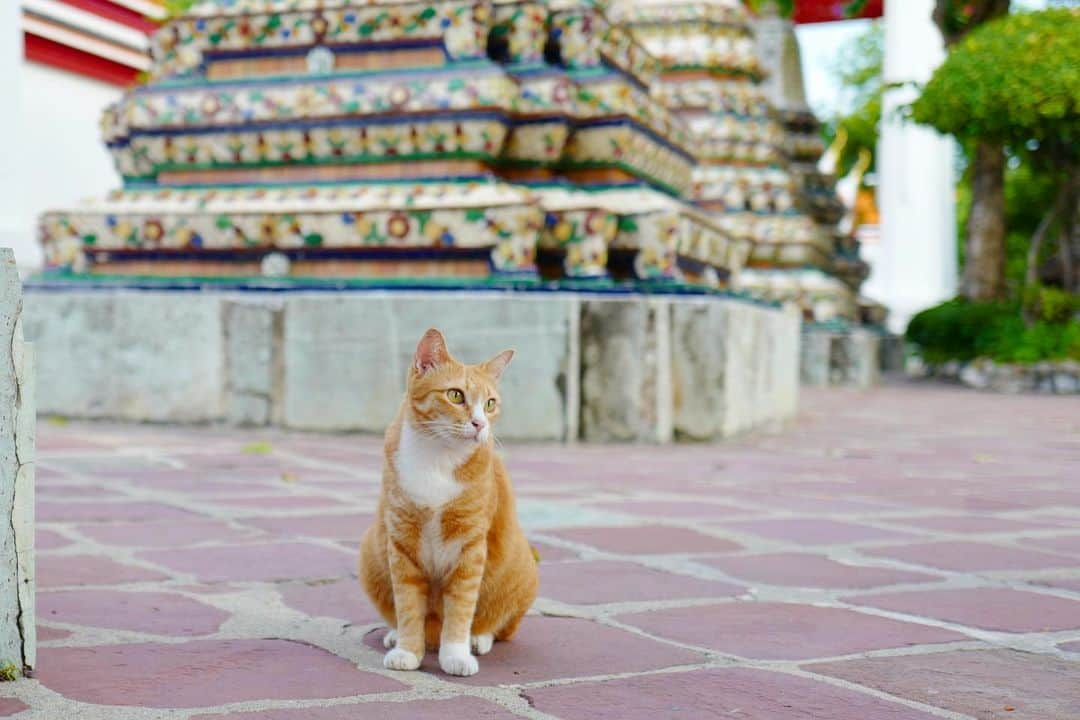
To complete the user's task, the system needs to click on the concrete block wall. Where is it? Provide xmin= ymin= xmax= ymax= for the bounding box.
xmin=801 ymin=326 xmax=883 ymax=389
xmin=0 ymin=249 xmax=34 ymax=675
xmin=24 ymin=289 xmax=800 ymax=443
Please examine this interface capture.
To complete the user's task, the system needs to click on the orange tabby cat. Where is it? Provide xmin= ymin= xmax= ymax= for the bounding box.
xmin=359 ymin=328 xmax=538 ymax=676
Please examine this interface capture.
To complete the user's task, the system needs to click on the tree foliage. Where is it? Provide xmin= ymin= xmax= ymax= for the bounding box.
xmin=911 ymin=9 xmax=1080 ymax=162
xmin=823 ymin=23 xmax=883 ymax=178
xmin=745 ymin=0 xmax=796 ymax=17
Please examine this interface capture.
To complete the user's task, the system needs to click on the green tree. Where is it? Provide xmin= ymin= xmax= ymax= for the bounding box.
xmin=823 ymin=23 xmax=883 ymax=179
xmin=912 ymin=8 xmax=1080 ymax=296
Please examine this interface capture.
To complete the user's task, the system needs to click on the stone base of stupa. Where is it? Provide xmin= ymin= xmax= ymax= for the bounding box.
xmin=737 ymin=267 xmax=858 ymax=322
xmin=22 ymin=287 xmax=799 ymax=443
xmin=800 ymin=323 xmax=884 ymax=390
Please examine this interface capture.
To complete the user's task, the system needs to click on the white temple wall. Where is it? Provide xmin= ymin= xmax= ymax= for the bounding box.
xmin=4 ymin=62 xmax=122 ymax=272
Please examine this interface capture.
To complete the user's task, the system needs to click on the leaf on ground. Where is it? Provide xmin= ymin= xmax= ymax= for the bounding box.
xmin=242 ymin=442 xmax=273 ymax=455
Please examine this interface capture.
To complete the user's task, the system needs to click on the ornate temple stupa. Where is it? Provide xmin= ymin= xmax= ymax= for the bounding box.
xmin=37 ymin=0 xmax=865 ymax=319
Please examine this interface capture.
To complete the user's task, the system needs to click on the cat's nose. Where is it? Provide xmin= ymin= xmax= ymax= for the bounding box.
xmin=471 ymin=419 xmax=486 ymax=430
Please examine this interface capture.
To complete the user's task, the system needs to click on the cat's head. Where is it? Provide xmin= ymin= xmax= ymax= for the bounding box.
xmin=405 ymin=328 xmax=513 ymax=446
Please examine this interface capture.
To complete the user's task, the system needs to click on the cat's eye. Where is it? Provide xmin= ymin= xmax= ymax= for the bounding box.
xmin=446 ymin=389 xmax=465 ymax=404
xmin=485 ymin=398 xmax=497 ymax=412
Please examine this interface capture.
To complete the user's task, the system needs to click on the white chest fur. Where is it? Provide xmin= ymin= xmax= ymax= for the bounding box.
xmin=394 ymin=420 xmax=472 ymax=508
xmin=394 ymin=421 xmax=473 ymax=578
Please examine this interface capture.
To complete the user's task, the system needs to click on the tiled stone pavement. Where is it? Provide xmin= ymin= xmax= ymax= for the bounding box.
xmin=3 ymin=383 xmax=1079 ymax=719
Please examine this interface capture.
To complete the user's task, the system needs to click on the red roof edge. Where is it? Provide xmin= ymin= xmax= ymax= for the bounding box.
xmin=53 ymin=0 xmax=161 ymax=35
xmin=793 ymin=0 xmax=884 ymax=24
xmin=24 ymin=32 xmax=140 ymax=86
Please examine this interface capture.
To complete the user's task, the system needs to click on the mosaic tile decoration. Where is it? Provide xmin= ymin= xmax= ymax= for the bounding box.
xmin=37 ymin=0 xmax=867 ymax=316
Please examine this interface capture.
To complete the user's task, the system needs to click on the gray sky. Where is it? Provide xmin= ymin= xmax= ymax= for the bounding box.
xmin=794 ymin=0 xmax=1058 ymax=119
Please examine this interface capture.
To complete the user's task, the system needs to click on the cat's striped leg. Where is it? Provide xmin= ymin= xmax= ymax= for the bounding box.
xmin=384 ymin=544 xmax=427 ymax=671
xmin=439 ymin=540 xmax=486 ymax=676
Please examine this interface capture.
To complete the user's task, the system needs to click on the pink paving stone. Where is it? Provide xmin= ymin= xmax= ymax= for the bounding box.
xmin=38 ymin=554 xmax=168 ymax=588
xmin=241 ymin=513 xmax=373 ymax=543
xmin=808 ymin=649 xmax=1080 ymax=720
xmin=527 ymin=666 xmax=939 ymax=720
xmin=527 ymin=539 xmax=579 ymax=562
xmin=589 ymin=500 xmax=745 ymax=519
xmin=77 ymin=519 xmax=257 ymax=548
xmin=37 ymin=484 xmax=123 ymax=498
xmin=539 ymin=560 xmax=744 ymax=604
xmin=700 ymin=553 xmax=940 ymax=589
xmin=719 ymin=518 xmax=915 ymax=545
xmin=0 ymin=699 xmax=28 ymax=717
xmin=151 ymin=480 xmax=283 ymax=495
xmin=364 ymin=615 xmax=703 ymax=684
xmin=37 ymin=501 xmax=197 ymax=523
xmin=864 ymin=541 xmax=1078 ymax=571
xmin=549 ymin=525 xmax=741 ymax=555
xmin=278 ymin=579 xmax=380 ymax=626
xmin=36 ymin=639 xmax=404 ymax=708
xmin=140 ymin=542 xmax=354 ymax=582
xmin=39 ymin=590 xmax=230 ymax=636
xmin=215 ymin=495 xmax=342 ymax=510
xmin=1034 ymin=577 xmax=1080 ymax=593
xmin=37 ymin=626 xmax=73 ymax=641
xmin=1020 ymin=534 xmax=1080 ymax=555
xmin=843 ymin=587 xmax=1080 ymax=632
xmin=618 ymin=602 xmax=966 ymax=660
xmin=193 ymin=697 xmax=519 ymax=720
xmin=887 ymin=514 xmax=1069 ymax=534
xmin=722 ymin=492 xmax=894 ymax=514
xmin=35 ymin=529 xmax=72 ymax=550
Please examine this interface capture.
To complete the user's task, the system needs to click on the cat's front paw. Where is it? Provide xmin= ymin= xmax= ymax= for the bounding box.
xmin=383 ymin=647 xmax=420 ymax=671
xmin=471 ymin=633 xmax=494 ymax=656
xmin=382 ymin=628 xmax=398 ymax=649
xmin=439 ymin=642 xmax=479 ymax=677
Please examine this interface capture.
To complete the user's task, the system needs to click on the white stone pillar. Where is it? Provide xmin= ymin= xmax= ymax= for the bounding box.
xmin=0 ymin=249 xmax=34 ymax=675
xmin=869 ymin=0 xmax=957 ymax=333
xmin=0 ymin=7 xmax=31 ymax=273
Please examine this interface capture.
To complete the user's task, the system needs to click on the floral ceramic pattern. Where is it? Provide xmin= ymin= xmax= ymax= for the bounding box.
xmin=503 ymin=121 xmax=570 ymax=164
xmin=151 ymin=1 xmax=491 ymax=78
xmin=111 ymin=118 xmax=510 ymax=178
xmin=631 ymin=24 xmax=759 ymax=76
xmin=572 ymin=77 xmax=693 ymax=154
xmin=611 ymin=211 xmax=732 ymax=283
xmin=41 ymin=203 xmax=543 ymax=276
xmin=549 ymin=6 xmax=661 ymax=87
xmin=509 ymin=72 xmax=576 ymax=117
xmin=612 ymin=212 xmax=681 ymax=281
xmin=601 ymin=0 xmax=751 ymax=29
xmin=108 ymin=69 xmax=515 ymax=142
xmin=540 ymin=208 xmax=617 ymax=278
xmin=691 ymin=166 xmax=797 ymax=213
xmin=563 ymin=124 xmax=693 ymax=196
xmin=492 ymin=2 xmax=548 ymax=64
xmin=655 ymin=79 xmax=771 ymax=117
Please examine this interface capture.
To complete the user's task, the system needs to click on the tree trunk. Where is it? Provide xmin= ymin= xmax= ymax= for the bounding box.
xmin=963 ymin=140 xmax=1008 ymax=301
xmin=1061 ymin=188 xmax=1077 ymax=294
xmin=1025 ymin=181 xmax=1069 ymax=288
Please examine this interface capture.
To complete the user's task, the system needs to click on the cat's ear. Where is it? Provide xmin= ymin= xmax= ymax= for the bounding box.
xmin=482 ymin=349 xmax=514 ymax=382
xmin=414 ymin=328 xmax=450 ymax=374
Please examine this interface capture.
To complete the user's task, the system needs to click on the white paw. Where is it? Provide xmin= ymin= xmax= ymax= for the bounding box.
xmin=382 ymin=628 xmax=398 ymax=649
xmin=471 ymin=633 xmax=494 ymax=656
xmin=439 ymin=641 xmax=479 ymax=677
xmin=383 ymin=647 xmax=420 ymax=671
